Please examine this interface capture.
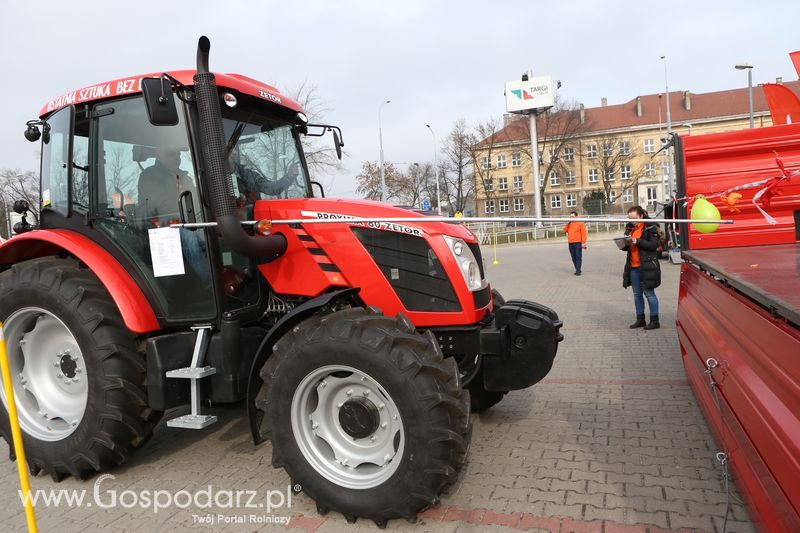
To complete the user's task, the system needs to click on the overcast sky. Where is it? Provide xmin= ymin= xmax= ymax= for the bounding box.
xmin=1 ymin=0 xmax=798 ymax=197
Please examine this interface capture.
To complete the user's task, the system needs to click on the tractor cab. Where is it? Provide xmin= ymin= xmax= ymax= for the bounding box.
xmin=26 ymin=69 xmax=332 ymax=326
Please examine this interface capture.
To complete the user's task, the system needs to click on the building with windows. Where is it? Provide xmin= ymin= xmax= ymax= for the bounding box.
xmin=472 ymin=81 xmax=798 ymax=216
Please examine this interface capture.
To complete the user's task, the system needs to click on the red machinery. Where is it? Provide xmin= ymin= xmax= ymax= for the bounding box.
xmin=675 ymin=74 xmax=800 ymax=529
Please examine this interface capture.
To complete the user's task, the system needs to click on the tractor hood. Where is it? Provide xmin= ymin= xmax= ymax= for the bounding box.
xmin=256 ymin=197 xmax=478 ymax=242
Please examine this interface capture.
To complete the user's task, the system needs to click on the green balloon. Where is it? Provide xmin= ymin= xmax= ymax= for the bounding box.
xmin=691 ymin=197 xmax=721 ymax=234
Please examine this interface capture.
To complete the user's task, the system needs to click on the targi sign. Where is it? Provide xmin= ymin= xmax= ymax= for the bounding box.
xmin=505 ymin=75 xmax=555 ymax=113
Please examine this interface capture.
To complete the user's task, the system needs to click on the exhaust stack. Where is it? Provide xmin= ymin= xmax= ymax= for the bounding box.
xmin=192 ymin=36 xmax=287 ymax=259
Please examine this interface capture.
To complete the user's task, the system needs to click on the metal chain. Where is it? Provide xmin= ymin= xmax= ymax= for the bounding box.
xmin=704 ymin=357 xmax=742 ymax=533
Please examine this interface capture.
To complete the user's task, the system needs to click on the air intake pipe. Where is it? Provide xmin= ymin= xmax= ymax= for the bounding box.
xmin=193 ymin=36 xmax=287 ymax=259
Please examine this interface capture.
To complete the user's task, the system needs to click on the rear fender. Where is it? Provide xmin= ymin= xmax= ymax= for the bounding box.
xmin=247 ymin=287 xmax=362 ymax=443
xmin=0 ymin=230 xmax=159 ymax=333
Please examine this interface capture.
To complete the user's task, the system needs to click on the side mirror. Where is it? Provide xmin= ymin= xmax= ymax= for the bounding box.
xmin=311 ymin=181 xmax=326 ymax=198
xmin=332 ymin=129 xmax=343 ymax=160
xmin=142 ymin=76 xmax=179 ymax=126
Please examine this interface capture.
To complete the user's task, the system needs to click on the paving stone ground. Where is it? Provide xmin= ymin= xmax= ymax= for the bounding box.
xmin=0 ymin=241 xmax=754 ymax=532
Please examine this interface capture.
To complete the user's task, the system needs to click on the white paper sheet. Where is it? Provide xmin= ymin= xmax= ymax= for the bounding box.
xmin=148 ymin=227 xmax=185 ymax=277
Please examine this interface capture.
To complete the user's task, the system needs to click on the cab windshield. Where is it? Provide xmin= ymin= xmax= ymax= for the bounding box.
xmin=221 ymin=107 xmax=310 ymax=205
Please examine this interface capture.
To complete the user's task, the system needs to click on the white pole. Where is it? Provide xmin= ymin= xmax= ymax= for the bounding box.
xmin=378 ymin=100 xmax=391 ymax=201
xmin=747 ymin=68 xmax=754 ymax=128
xmin=426 ymin=125 xmax=442 ymax=214
xmin=530 ymin=110 xmax=542 ymax=224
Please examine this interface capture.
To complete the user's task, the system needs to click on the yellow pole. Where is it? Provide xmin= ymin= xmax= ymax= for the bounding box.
xmin=0 ymin=322 xmax=38 ymax=533
xmin=492 ymin=223 xmax=499 ymax=265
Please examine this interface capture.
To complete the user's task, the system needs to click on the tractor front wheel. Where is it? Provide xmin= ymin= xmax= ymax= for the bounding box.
xmin=255 ymin=306 xmax=471 ymax=526
xmin=0 ymin=258 xmax=161 ymax=480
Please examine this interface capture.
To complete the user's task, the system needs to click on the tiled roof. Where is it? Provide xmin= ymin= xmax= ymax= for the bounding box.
xmin=479 ymin=81 xmax=800 ymax=146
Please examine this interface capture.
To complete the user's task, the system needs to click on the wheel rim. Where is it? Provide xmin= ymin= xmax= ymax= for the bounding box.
xmin=0 ymin=307 xmax=87 ymax=441
xmin=290 ymin=365 xmax=405 ymax=490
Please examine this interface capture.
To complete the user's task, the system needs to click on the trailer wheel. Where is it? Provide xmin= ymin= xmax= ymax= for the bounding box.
xmin=0 ymin=258 xmax=161 ymax=481
xmin=255 ymin=306 xmax=471 ymax=526
xmin=466 ymin=289 xmax=507 ymax=412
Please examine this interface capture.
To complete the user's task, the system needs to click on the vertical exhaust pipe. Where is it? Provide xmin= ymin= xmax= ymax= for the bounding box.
xmin=192 ymin=36 xmax=286 ymax=258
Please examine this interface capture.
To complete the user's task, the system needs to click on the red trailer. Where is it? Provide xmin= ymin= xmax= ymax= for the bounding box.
xmin=675 ymin=116 xmax=800 ymax=530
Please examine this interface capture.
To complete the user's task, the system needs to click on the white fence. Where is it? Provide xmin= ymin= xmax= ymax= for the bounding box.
xmin=468 ymin=221 xmax=626 ymax=246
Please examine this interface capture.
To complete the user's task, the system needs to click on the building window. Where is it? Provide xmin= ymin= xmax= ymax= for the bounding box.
xmin=514 ymin=197 xmax=524 ymax=211
xmin=484 ymin=178 xmax=494 ymax=192
xmin=621 ymin=165 xmax=632 ymax=180
xmin=511 ymin=152 xmax=521 ymax=167
xmin=644 ymin=139 xmax=655 ymax=153
xmin=646 ymin=186 xmax=658 ymax=204
xmin=538 ymin=176 xmax=544 ymax=187
xmin=587 ymin=144 xmax=597 ymax=159
xmin=513 ymin=175 xmax=523 ymax=191
xmin=563 ymin=147 xmax=574 ymax=161
xmin=609 ymin=190 xmax=617 ymax=203
xmin=549 ymin=171 xmax=560 ymax=186
xmin=602 ymin=142 xmax=613 ymax=157
xmin=623 ymin=189 xmax=633 ymax=203
xmin=565 ymin=171 xmax=576 ymax=185
xmin=588 ymin=168 xmax=599 ymax=183
xmin=482 ymin=156 xmax=491 ymax=169
xmin=566 ymin=193 xmax=577 ymax=207
xmin=664 ymin=184 xmax=670 ymax=196
xmin=496 ymin=154 xmax=507 ymax=168
xmin=498 ymin=176 xmax=508 ymax=191
xmin=485 ymin=200 xmax=495 ymax=214
xmin=661 ymin=161 xmax=669 ymax=177
xmin=499 ymin=199 xmax=509 ymax=212
xmin=619 ymin=140 xmax=631 ymax=156
xmin=550 ymin=195 xmax=562 ymax=209
xmin=644 ymin=163 xmax=656 ymax=177
xmin=606 ymin=170 xmax=615 ymax=182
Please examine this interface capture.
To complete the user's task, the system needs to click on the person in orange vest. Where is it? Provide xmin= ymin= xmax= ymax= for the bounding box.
xmin=563 ymin=211 xmax=587 ymax=275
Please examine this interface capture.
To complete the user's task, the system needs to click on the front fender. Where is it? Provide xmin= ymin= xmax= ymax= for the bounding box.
xmin=247 ymin=287 xmax=362 ymax=444
xmin=0 ymin=230 xmax=160 ymax=333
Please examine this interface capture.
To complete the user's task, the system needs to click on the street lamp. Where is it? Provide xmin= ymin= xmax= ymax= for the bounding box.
xmin=660 ymin=55 xmax=675 ymax=199
xmin=425 ymin=125 xmax=443 ymax=215
xmin=735 ymin=63 xmax=754 ymax=128
xmin=378 ymin=100 xmax=391 ymax=201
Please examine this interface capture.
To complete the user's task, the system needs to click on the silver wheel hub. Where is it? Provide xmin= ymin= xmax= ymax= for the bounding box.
xmin=0 ymin=308 xmax=87 ymax=441
xmin=291 ymin=365 xmax=404 ymax=489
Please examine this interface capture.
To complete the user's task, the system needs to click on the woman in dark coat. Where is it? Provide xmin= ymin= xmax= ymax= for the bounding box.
xmin=622 ymin=205 xmax=661 ymax=329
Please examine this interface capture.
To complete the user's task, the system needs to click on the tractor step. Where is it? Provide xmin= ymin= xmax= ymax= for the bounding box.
xmin=165 ymin=325 xmax=218 ymax=430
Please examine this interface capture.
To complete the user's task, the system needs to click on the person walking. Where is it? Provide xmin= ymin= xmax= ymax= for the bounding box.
xmin=622 ymin=205 xmax=661 ymax=329
xmin=563 ymin=211 xmax=587 ymax=275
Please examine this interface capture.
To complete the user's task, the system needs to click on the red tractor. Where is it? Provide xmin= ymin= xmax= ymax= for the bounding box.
xmin=0 ymin=37 xmax=561 ymax=524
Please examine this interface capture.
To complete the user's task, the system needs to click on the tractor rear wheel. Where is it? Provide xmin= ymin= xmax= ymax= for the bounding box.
xmin=466 ymin=289 xmax=507 ymax=412
xmin=255 ymin=306 xmax=471 ymax=526
xmin=0 ymin=257 xmax=161 ymax=480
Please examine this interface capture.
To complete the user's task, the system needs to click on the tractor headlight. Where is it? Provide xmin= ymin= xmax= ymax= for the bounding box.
xmin=443 ymin=236 xmax=485 ymax=292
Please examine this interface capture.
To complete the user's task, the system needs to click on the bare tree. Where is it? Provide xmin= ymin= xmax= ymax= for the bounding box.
xmin=287 ymin=82 xmax=344 ymax=183
xmin=355 ymin=161 xmax=416 ymax=204
xmin=468 ymin=118 xmax=502 ymax=216
xmin=440 ymin=119 xmax=475 ymax=214
xmin=591 ymin=134 xmax=645 ymax=211
xmin=512 ymin=96 xmax=590 ymax=210
xmin=0 ymin=169 xmax=40 ymax=225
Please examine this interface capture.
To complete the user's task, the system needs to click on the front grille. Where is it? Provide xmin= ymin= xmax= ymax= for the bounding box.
xmin=352 ymin=227 xmax=461 ymax=312
xmin=468 ymin=242 xmax=486 ymax=279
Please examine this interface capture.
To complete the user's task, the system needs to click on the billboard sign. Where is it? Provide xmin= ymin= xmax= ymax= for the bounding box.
xmin=505 ymin=75 xmax=555 ymax=113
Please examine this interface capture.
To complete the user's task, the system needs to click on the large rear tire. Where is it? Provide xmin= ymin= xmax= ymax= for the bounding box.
xmin=0 ymin=258 xmax=161 ymax=480
xmin=255 ymin=306 xmax=471 ymax=526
